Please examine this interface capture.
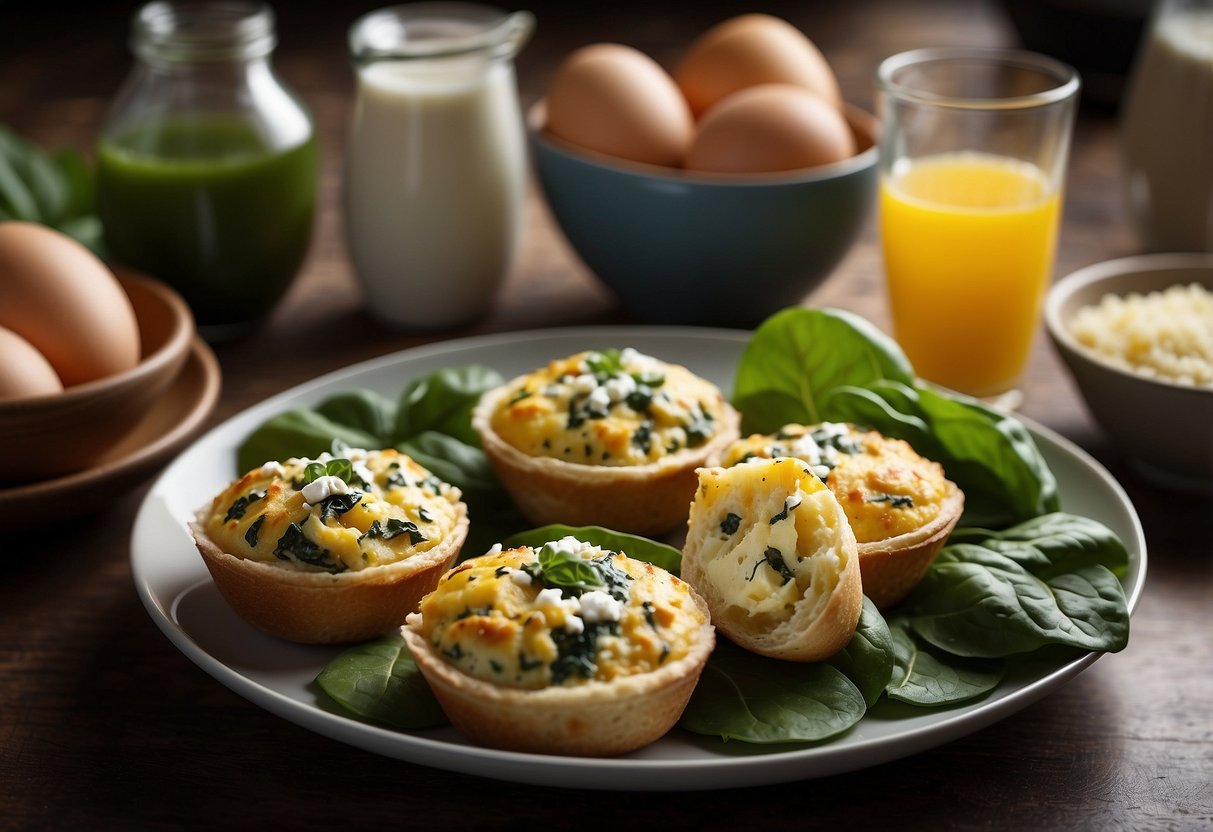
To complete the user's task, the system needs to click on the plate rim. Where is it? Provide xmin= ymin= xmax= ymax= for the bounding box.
xmin=130 ymin=325 xmax=1146 ymax=790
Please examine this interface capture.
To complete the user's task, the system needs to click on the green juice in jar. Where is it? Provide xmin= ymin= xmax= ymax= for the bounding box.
xmin=97 ymin=116 xmax=317 ymax=335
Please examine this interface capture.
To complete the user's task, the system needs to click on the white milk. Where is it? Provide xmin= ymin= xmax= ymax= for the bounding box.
xmin=345 ymin=53 xmax=527 ymax=329
xmin=1121 ymin=4 xmax=1213 ymax=252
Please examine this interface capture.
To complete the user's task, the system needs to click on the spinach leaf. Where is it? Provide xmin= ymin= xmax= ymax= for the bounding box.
xmin=730 ymin=306 xmax=1060 ymax=529
xmin=947 ymin=512 xmax=1129 ymax=578
xmin=679 ymin=639 xmax=867 ymax=744
xmin=236 ymin=407 xmax=381 ymax=474
xmin=903 ymin=513 xmax=1130 ymax=658
xmin=315 ymin=635 xmax=447 ymax=730
xmin=0 ymin=127 xmax=104 ymax=254
xmin=397 ymin=430 xmax=527 ymax=556
xmin=392 ymin=364 xmax=503 ymax=448
xmin=503 ymin=525 xmax=683 ymax=576
xmin=884 ymin=616 xmax=1005 ymax=706
xmin=315 ymin=389 xmax=395 ymax=445
xmin=826 ymin=597 xmax=895 ymax=707
xmin=732 ymin=307 xmax=914 ymax=434
xmin=827 ymin=381 xmax=1059 ymax=526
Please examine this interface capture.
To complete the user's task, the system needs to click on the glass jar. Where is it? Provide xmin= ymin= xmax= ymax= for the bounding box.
xmin=97 ymin=1 xmax=317 ymax=340
xmin=345 ymin=3 xmax=533 ymax=330
xmin=1121 ymin=0 xmax=1213 ymax=252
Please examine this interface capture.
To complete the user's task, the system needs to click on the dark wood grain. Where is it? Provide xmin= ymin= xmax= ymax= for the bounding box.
xmin=2 ymin=1 xmax=1210 ymax=829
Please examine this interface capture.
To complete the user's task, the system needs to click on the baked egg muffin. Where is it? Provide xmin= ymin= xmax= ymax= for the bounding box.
xmin=402 ymin=536 xmax=714 ymax=756
xmin=190 ymin=447 xmax=468 ymax=644
xmin=682 ymin=456 xmax=862 ymax=662
xmin=472 ymin=348 xmax=740 ymax=535
xmin=717 ymin=422 xmax=963 ymax=608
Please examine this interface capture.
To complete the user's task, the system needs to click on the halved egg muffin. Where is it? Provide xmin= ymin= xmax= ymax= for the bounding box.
xmin=715 ymin=422 xmax=964 ymax=608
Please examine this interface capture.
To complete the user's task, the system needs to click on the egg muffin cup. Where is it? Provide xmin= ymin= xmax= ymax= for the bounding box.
xmin=472 ymin=350 xmax=741 ymax=536
xmin=193 ymin=515 xmax=467 ymax=644
xmin=190 ymin=450 xmax=469 ymax=644
xmin=402 ymin=540 xmax=715 ymax=756
xmin=403 ymin=618 xmax=712 ymax=756
xmin=682 ymin=457 xmax=863 ymax=662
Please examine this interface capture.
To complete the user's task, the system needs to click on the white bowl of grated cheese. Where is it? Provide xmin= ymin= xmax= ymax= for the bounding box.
xmin=1045 ymin=253 xmax=1213 ymax=493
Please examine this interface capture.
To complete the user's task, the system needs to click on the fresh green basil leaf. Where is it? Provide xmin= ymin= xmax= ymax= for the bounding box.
xmin=680 ymin=639 xmax=867 ymax=744
xmin=826 ymin=380 xmax=1059 ymax=527
xmin=315 ymin=635 xmax=447 ymax=730
xmin=236 ymin=409 xmax=381 ymax=474
xmin=535 ymin=546 xmax=606 ymax=592
xmin=826 ymin=597 xmax=895 ymax=707
xmin=905 ymin=537 xmax=1130 ymax=658
xmin=503 ymin=525 xmax=682 ymax=575
xmin=732 ymin=307 xmax=914 ymax=434
xmin=884 ymin=616 xmax=1005 ymax=706
xmin=392 ymin=364 xmax=504 ymax=448
xmin=315 ymin=389 xmax=395 ymax=446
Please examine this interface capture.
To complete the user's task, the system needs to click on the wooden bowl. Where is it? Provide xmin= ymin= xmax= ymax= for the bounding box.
xmin=0 ymin=268 xmax=194 ymax=485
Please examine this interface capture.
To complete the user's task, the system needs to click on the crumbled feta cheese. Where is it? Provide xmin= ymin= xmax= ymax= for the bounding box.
xmin=301 ymin=475 xmax=351 ymax=505
xmin=587 ymin=385 xmax=611 ymax=413
xmin=578 ymin=590 xmax=624 ymax=623
xmin=259 ymin=461 xmax=285 ymax=478
xmin=571 ymin=373 xmax=597 ymax=395
xmin=785 ymin=493 xmax=803 ymax=511
xmin=603 ymin=373 xmax=636 ymax=403
xmin=507 ymin=568 xmax=533 ymax=587
xmin=535 ymin=586 xmax=584 ymax=632
xmin=543 ymin=536 xmax=601 ymax=559
xmin=563 ymin=615 xmax=585 ymax=635
xmin=536 ymin=587 xmax=565 ymax=606
xmin=486 ymin=543 xmax=503 ymax=557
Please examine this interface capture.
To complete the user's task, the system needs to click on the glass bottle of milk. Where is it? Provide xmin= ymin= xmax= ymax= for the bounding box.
xmin=345 ymin=4 xmax=534 ymax=329
xmin=1121 ymin=0 xmax=1213 ymax=252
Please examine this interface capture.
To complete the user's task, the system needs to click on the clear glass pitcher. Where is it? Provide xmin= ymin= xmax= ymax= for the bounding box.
xmin=345 ymin=3 xmax=534 ymax=330
xmin=97 ymin=1 xmax=317 ymax=340
xmin=1121 ymin=0 xmax=1213 ymax=252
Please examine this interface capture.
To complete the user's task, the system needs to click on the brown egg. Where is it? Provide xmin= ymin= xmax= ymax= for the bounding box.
xmin=675 ymin=14 xmax=843 ymax=117
xmin=0 ymin=222 xmax=140 ymax=387
xmin=685 ymin=84 xmax=856 ymax=174
xmin=0 ymin=324 xmax=63 ymax=401
xmin=545 ymin=43 xmax=694 ymax=168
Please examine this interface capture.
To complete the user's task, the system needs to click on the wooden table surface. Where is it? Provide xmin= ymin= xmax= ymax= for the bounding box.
xmin=3 ymin=1 xmax=1211 ymax=829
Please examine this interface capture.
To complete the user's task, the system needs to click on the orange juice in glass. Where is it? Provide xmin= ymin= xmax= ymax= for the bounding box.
xmin=876 ymin=49 xmax=1079 ymax=399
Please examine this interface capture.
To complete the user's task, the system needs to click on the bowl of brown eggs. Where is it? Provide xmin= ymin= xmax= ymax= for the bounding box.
xmin=0 ymin=221 xmax=196 ymax=485
xmin=529 ymin=14 xmax=878 ymax=326
xmin=1044 ymin=253 xmax=1213 ymax=493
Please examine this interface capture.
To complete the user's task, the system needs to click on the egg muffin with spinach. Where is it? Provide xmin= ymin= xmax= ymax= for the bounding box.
xmin=190 ymin=447 xmax=468 ymax=644
xmin=716 ymin=422 xmax=963 ymax=608
xmin=473 ymin=348 xmax=740 ymax=535
xmin=402 ymin=536 xmax=713 ymax=756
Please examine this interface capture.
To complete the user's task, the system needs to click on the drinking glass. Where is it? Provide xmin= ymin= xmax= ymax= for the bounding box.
xmin=876 ymin=48 xmax=1079 ymax=401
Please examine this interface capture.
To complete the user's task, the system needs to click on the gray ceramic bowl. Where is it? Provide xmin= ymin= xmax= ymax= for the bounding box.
xmin=529 ymin=102 xmax=878 ymax=326
xmin=1044 ymin=253 xmax=1213 ymax=493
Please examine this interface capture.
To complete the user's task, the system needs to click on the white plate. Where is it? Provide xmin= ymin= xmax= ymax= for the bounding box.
xmin=131 ymin=327 xmax=1147 ymax=791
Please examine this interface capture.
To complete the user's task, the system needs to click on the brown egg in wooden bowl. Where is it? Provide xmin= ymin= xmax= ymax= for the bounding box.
xmin=529 ymin=15 xmax=879 ymax=327
xmin=0 ymin=222 xmax=195 ymax=486
xmin=1044 ymin=253 xmax=1213 ymax=494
